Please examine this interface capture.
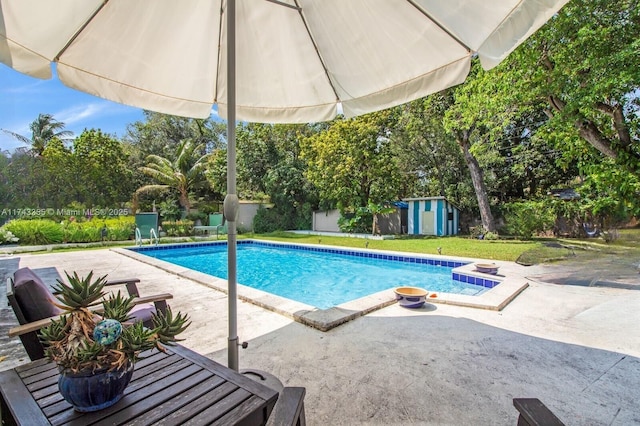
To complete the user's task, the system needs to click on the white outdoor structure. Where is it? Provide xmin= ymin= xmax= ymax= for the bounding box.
xmin=405 ymin=197 xmax=459 ymax=236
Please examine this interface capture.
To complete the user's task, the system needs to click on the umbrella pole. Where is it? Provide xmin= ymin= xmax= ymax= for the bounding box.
xmin=225 ymin=0 xmax=239 ymax=371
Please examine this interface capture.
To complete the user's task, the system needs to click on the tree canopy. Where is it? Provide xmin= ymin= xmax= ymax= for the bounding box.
xmin=1 ymin=1 xmax=637 ymax=235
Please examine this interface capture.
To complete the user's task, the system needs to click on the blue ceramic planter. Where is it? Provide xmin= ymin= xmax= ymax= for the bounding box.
xmin=58 ymin=363 xmax=134 ymax=412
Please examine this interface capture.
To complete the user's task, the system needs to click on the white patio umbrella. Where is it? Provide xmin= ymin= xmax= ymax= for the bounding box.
xmin=0 ymin=0 xmax=568 ymax=370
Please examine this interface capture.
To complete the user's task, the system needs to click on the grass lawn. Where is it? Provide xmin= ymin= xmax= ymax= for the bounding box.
xmin=246 ymin=232 xmax=541 ymax=262
xmin=249 ymin=229 xmax=640 ymax=263
xmin=16 ymin=228 xmax=639 ymax=265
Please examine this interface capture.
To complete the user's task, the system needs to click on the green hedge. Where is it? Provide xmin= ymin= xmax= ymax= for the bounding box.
xmin=4 ymin=217 xmax=135 ymax=245
xmin=4 ymin=219 xmax=64 ymax=245
xmin=160 ymin=220 xmax=194 ymax=237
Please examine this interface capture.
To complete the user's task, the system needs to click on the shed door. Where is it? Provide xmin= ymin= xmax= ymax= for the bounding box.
xmin=421 ymin=211 xmax=435 ymax=235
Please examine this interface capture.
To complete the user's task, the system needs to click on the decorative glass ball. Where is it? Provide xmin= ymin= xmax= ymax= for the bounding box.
xmin=93 ymin=319 xmax=123 ymax=345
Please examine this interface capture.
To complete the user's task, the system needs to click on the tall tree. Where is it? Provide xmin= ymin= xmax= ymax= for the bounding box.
xmin=3 ymin=113 xmax=73 ymax=156
xmin=0 ymin=151 xmax=12 ymax=207
xmin=3 ymin=148 xmax=49 ymax=206
xmin=125 ymin=111 xmax=226 ymax=208
xmin=235 ymin=123 xmax=282 ymax=198
xmin=393 ymin=98 xmax=471 ymax=208
xmin=125 ymin=111 xmax=226 ymax=160
xmin=301 ymin=111 xmax=403 ymax=213
xmin=71 ymin=130 xmax=134 ymax=206
xmin=501 ymin=0 xmax=640 ymax=173
xmin=441 ymin=80 xmax=499 ymax=233
xmin=138 ymin=139 xmax=211 ymax=214
xmin=262 ymin=124 xmax=320 ymax=229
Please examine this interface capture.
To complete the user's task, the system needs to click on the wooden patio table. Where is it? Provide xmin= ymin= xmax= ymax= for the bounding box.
xmin=0 ymin=344 xmax=279 ymax=426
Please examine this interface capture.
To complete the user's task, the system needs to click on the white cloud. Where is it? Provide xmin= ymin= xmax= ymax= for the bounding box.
xmin=55 ymin=102 xmax=108 ymax=127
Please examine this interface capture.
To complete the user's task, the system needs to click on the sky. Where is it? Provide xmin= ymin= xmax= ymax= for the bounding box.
xmin=0 ymin=64 xmax=146 ymax=153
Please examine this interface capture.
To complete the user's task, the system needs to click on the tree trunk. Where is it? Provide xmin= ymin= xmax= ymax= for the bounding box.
xmin=179 ymin=191 xmax=190 ymax=215
xmin=546 ymin=95 xmax=640 ymax=173
xmin=456 ymin=131 xmax=496 ymax=233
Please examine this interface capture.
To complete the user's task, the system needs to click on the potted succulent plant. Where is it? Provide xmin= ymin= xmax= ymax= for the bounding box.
xmin=39 ymin=271 xmax=190 ymax=413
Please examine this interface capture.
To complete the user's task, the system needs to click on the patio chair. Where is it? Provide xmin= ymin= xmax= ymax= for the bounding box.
xmin=513 ymin=398 xmax=565 ymax=426
xmin=209 ymin=213 xmax=227 ymax=236
xmin=244 ymin=369 xmax=306 ymax=426
xmin=194 ymin=213 xmax=227 ymax=238
xmin=135 ymin=212 xmax=159 ymax=239
xmin=6 ymin=267 xmax=173 ymax=361
xmin=267 ymin=387 xmax=306 ymax=426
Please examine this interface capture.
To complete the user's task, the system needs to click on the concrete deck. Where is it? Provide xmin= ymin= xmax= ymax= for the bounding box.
xmin=1 ymin=248 xmax=639 ymax=425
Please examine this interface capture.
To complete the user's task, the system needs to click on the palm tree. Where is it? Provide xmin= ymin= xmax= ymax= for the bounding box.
xmin=367 ymin=201 xmax=395 ymax=236
xmin=137 ymin=139 xmax=210 ymax=214
xmin=2 ymin=113 xmax=73 ymax=156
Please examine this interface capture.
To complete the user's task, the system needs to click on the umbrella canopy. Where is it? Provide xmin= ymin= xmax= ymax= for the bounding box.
xmin=0 ymin=0 xmax=569 ymax=370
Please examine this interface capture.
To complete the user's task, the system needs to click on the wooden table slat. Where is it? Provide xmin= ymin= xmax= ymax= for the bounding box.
xmin=153 ymin=382 xmax=239 ymax=426
xmin=212 ymin=395 xmax=269 ymax=426
xmin=124 ymin=374 xmax=227 ymax=426
xmin=170 ymin=345 xmax=279 ymax=402
xmin=0 ymin=369 xmax=50 ymax=426
xmin=14 ymin=358 xmax=50 ymax=374
xmin=129 ymin=349 xmax=174 ymax=370
xmin=25 ymin=372 xmax=59 ymax=395
xmin=17 ymin=360 xmax=56 ymax=378
xmin=92 ymin=369 xmax=217 ymax=426
xmin=32 ymin=382 xmax=63 ymax=406
xmin=126 ymin=358 xmax=193 ymax=393
xmin=184 ymin=388 xmax=252 ymax=426
xmin=49 ymin=361 xmax=202 ymax=425
xmin=23 ymin=367 xmax=59 ymax=388
xmin=43 ymin=358 xmax=195 ymax=422
xmin=26 ymin=350 xmax=183 ymax=415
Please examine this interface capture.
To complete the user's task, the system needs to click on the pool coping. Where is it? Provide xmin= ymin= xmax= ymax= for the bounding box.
xmin=112 ymin=240 xmax=530 ymax=331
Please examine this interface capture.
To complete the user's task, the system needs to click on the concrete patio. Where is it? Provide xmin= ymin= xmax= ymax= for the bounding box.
xmin=1 ymin=248 xmax=639 ymax=425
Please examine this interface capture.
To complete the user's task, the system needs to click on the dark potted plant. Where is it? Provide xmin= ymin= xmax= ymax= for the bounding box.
xmin=39 ymin=271 xmax=190 ymax=412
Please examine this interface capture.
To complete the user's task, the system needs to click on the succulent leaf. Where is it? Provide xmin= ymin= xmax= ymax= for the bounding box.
xmin=39 ymin=271 xmax=189 ymax=373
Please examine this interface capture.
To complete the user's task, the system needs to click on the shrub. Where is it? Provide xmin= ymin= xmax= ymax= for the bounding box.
xmin=5 ymin=219 xmax=64 ymax=245
xmin=468 ymin=225 xmax=485 ymax=239
xmin=103 ymin=217 xmax=135 ymax=241
xmin=161 ymin=220 xmax=194 ymax=237
xmin=63 ymin=222 xmax=100 ymax=243
xmin=61 ymin=217 xmax=136 ymax=243
xmin=337 ymin=207 xmax=371 ymax=234
xmin=504 ymin=201 xmax=555 ymax=239
xmin=159 ymin=199 xmax=182 ymax=222
xmin=294 ymin=203 xmax=314 ymax=230
xmin=483 ymin=231 xmax=500 ymax=240
xmin=3 ymin=217 xmax=136 ymax=245
xmin=253 ymin=206 xmax=288 ymax=233
xmin=0 ymin=227 xmax=19 ymax=244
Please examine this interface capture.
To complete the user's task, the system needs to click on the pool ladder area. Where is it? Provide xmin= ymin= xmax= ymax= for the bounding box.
xmin=135 ymin=227 xmax=159 ymax=247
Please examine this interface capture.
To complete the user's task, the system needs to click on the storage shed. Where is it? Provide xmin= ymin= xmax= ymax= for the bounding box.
xmin=404 ymin=197 xmax=459 ymax=236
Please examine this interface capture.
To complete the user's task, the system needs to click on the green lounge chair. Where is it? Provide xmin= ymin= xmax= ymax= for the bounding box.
xmin=194 ymin=213 xmax=227 ymax=238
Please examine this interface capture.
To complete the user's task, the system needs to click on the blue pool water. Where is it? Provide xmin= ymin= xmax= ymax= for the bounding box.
xmin=131 ymin=241 xmax=490 ymax=309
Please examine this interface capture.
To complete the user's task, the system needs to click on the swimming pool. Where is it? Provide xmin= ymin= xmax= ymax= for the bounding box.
xmin=129 ymin=240 xmax=497 ymax=309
